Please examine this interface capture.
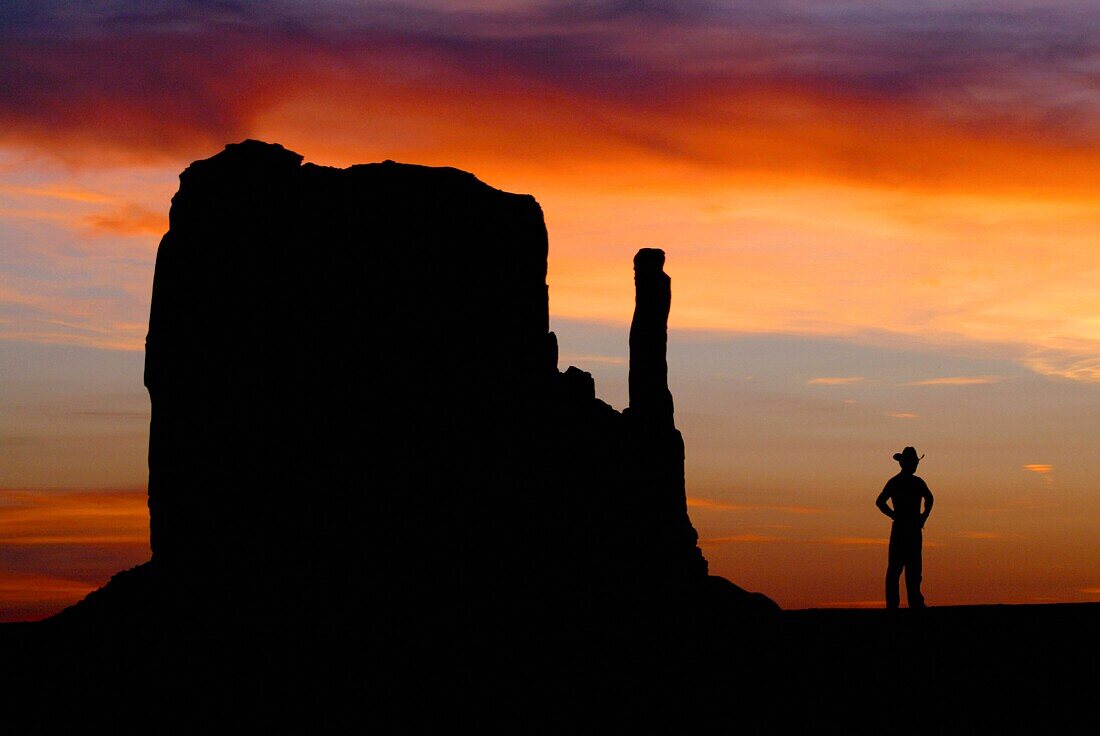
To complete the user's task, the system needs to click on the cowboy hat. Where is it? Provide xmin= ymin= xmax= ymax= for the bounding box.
xmin=893 ymin=446 xmax=924 ymax=462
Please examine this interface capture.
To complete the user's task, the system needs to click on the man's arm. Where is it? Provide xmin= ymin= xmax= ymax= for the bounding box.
xmin=876 ymin=486 xmax=895 ymax=520
xmin=920 ymin=482 xmax=934 ymax=528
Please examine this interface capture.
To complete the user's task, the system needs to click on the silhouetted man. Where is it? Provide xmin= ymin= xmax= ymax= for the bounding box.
xmin=876 ymin=447 xmax=934 ymax=609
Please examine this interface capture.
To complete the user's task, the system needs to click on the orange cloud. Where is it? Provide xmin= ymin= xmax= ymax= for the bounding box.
xmin=1022 ymin=465 xmax=1053 ymax=474
xmin=0 ymin=489 xmax=149 ymax=545
xmin=906 ymin=376 xmax=1002 ymax=386
xmin=1022 ymin=464 xmax=1054 ymax=488
xmin=887 ymin=413 xmax=919 ymax=419
xmin=687 ymin=497 xmax=825 ymax=515
xmin=822 ymin=537 xmax=887 ymax=546
xmin=0 ymin=183 xmax=114 ymax=204
xmin=83 ymin=203 xmax=167 ymax=237
xmin=819 ymin=537 xmax=941 ymax=548
xmin=0 ymin=573 xmax=96 ymax=602
xmin=700 ymin=534 xmax=787 ymax=545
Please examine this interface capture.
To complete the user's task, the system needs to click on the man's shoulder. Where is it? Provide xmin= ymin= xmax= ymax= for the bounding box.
xmin=885 ymin=473 xmax=928 ymax=489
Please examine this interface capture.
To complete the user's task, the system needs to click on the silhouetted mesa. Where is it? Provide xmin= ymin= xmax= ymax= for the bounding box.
xmin=53 ymin=139 xmax=776 ymax=638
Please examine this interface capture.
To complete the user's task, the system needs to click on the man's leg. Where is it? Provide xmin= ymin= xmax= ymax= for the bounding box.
xmin=885 ymin=525 xmax=902 ymax=609
xmin=905 ymin=530 xmax=925 ymax=608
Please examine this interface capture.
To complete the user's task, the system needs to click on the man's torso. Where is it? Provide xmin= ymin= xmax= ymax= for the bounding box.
xmin=883 ymin=473 xmax=927 ymax=523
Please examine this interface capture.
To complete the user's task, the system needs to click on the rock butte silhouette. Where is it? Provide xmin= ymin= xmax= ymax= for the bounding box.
xmin=51 ymin=139 xmax=777 ymax=633
xmin=6 ymin=141 xmax=1095 ymax=729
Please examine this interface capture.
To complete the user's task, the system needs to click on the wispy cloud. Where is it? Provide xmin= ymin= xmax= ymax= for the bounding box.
xmin=0 ymin=571 xmax=97 ymax=623
xmin=887 ymin=412 xmax=919 ymax=419
xmin=558 ymin=353 xmax=626 ymax=366
xmin=0 ymin=571 xmax=102 ymax=622
xmin=701 ymin=533 xmax=939 ymax=548
xmin=821 ymin=536 xmax=887 ymax=546
xmin=700 ymin=534 xmax=787 ymax=545
xmin=0 ymin=183 xmax=114 ymax=204
xmin=0 ymin=489 xmax=149 ymax=545
xmin=687 ymin=497 xmax=825 ymax=515
xmin=819 ymin=536 xmax=941 ymax=548
xmin=905 ymin=376 xmax=1002 ymax=386
xmin=83 ymin=203 xmax=166 ymax=237
xmin=958 ymin=531 xmax=1009 ymax=540
xmin=1023 ymin=464 xmax=1054 ymax=487
xmin=808 ymin=376 xmax=864 ymax=385
xmin=1022 ymin=339 xmax=1100 ymax=383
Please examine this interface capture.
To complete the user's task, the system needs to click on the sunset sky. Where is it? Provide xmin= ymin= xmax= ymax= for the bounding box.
xmin=2 ymin=1 xmax=1099 ymax=620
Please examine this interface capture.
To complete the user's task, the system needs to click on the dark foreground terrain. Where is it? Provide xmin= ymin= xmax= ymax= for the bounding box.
xmin=779 ymin=603 xmax=1098 ymax=730
xmin=3 ymin=602 xmax=1095 ymax=731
